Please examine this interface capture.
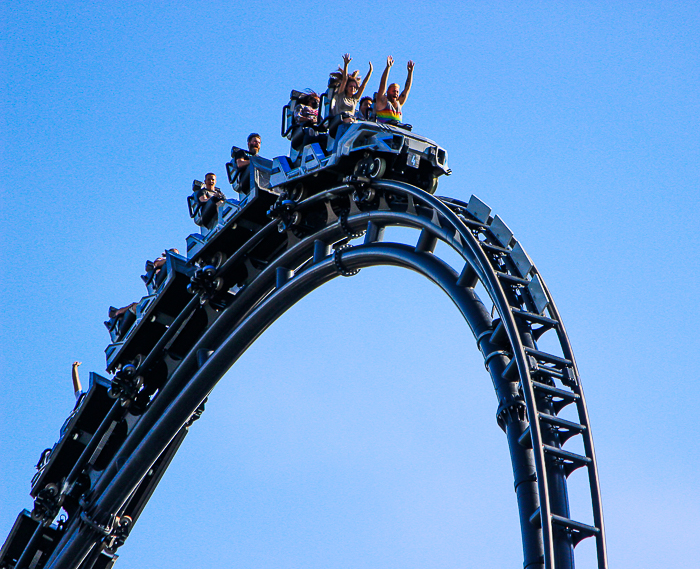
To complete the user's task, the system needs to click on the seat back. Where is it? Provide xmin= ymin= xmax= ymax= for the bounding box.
xmin=318 ymin=86 xmax=335 ymax=128
xmin=141 ymin=260 xmax=156 ymax=288
xmin=188 ymin=180 xmax=204 ymax=221
xmin=226 ymin=146 xmax=244 ymax=190
xmin=282 ymin=89 xmax=304 ymax=138
xmin=225 ymin=161 xmax=238 ymax=187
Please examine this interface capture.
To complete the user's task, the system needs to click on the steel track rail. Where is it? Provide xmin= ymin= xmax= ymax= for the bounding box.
xmin=9 ymin=181 xmax=605 ymax=569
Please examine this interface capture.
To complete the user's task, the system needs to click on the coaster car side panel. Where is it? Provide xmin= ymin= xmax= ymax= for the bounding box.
xmin=225 ymin=152 xmax=273 ymax=197
xmin=104 ymin=252 xmax=194 ymax=373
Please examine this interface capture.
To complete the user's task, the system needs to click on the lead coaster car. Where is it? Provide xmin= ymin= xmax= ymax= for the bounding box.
xmin=270 ymin=120 xmax=450 ymax=197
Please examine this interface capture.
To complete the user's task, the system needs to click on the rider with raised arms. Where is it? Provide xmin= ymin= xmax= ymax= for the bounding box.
xmin=375 ymin=56 xmax=414 ymax=125
xmin=331 ymin=53 xmax=373 ymax=121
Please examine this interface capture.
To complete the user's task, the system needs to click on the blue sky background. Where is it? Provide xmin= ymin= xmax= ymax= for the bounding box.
xmin=1 ymin=1 xmax=698 ymax=567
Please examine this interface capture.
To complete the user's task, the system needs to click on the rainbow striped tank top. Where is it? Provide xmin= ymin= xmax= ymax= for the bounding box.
xmin=375 ymin=101 xmax=402 ymax=123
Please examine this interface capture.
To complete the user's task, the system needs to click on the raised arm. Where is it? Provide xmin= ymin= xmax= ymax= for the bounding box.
xmin=377 ymin=55 xmax=394 ymax=98
xmin=71 ymin=361 xmax=82 ymax=397
xmin=356 ymin=61 xmax=373 ymax=99
xmin=337 ymin=53 xmax=351 ymax=94
xmin=399 ymin=60 xmax=414 ymax=105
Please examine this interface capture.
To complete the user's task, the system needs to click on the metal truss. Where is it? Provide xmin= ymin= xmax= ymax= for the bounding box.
xmin=2 ymin=181 xmax=607 ymax=569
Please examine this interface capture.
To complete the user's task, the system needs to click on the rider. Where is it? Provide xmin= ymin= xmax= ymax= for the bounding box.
xmin=234 ymin=133 xmax=261 ymax=193
xmin=330 ymin=54 xmax=373 ymax=142
xmin=143 ymin=248 xmax=181 ymax=289
xmin=292 ymin=91 xmax=325 ymax=150
xmin=375 ymin=56 xmax=414 ymax=125
xmin=331 ymin=53 xmax=373 ymax=121
xmin=196 ymin=173 xmax=226 ymax=227
xmin=355 ymin=96 xmax=373 ymax=120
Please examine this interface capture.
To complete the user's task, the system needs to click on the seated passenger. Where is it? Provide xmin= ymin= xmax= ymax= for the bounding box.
xmin=375 ymin=56 xmax=414 ymax=126
xmin=143 ymin=248 xmax=180 ymax=290
xmin=108 ymin=303 xmax=138 ymax=319
xmin=355 ymin=96 xmax=373 ymax=121
xmin=105 ymin=302 xmax=138 ymax=341
xmin=294 ymin=91 xmax=320 ymax=125
xmin=292 ymin=91 xmax=325 ymax=150
xmin=329 ymin=54 xmax=372 ymax=140
xmin=153 ymin=248 xmax=179 ymax=274
xmin=233 ymin=133 xmax=261 ymax=194
xmin=330 ymin=54 xmax=372 ymax=119
xmin=196 ymin=173 xmax=226 ymax=228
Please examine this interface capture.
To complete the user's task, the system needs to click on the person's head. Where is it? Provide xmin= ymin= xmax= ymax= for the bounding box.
xmin=299 ymin=91 xmax=320 ymax=108
xmin=387 ymin=83 xmax=400 ymax=101
xmin=359 ymin=96 xmax=372 ymax=116
xmin=345 ymin=77 xmax=359 ymax=97
xmin=344 ymin=70 xmax=362 ymax=97
xmin=204 ymin=173 xmax=216 ymax=189
xmin=298 ymin=91 xmax=320 ymax=123
xmin=247 ymin=133 xmax=261 ymax=154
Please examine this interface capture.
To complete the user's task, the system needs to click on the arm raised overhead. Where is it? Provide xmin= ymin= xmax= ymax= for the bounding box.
xmin=376 ymin=55 xmax=394 ymax=107
xmin=337 ymin=53 xmax=352 ymax=95
xmin=356 ymin=61 xmax=373 ymax=99
xmin=399 ymin=60 xmax=414 ymax=105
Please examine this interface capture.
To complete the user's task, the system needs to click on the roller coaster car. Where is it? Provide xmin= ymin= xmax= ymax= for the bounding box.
xmin=276 ymin=90 xmax=327 ymax=168
xmin=0 ymin=510 xmax=63 ymax=569
xmin=104 ymin=304 xmax=138 ymax=344
xmin=141 ymin=248 xmax=190 ymax=296
xmin=105 ymin=250 xmax=194 ymax=372
xmin=0 ymin=509 xmax=117 ymax=569
xmin=186 ymin=162 xmax=281 ymax=265
xmin=141 ymin=261 xmax=167 ymax=296
xmin=187 ymin=179 xmax=241 ymax=233
xmin=225 ymin=147 xmax=274 ymax=198
xmin=29 ymin=373 xmax=113 ymax=511
xmin=270 ymin=90 xmax=450 ymax=196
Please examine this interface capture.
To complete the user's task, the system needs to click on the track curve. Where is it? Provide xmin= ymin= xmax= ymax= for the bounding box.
xmin=5 ymin=181 xmax=607 ymax=569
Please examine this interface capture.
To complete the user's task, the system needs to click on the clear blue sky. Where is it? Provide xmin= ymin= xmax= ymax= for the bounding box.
xmin=1 ymin=1 xmax=698 ymax=567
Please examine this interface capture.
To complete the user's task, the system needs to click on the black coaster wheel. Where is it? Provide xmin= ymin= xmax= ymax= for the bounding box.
xmin=354 ymin=155 xmax=386 ymax=179
xmin=289 ymin=183 xmax=307 ymax=202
